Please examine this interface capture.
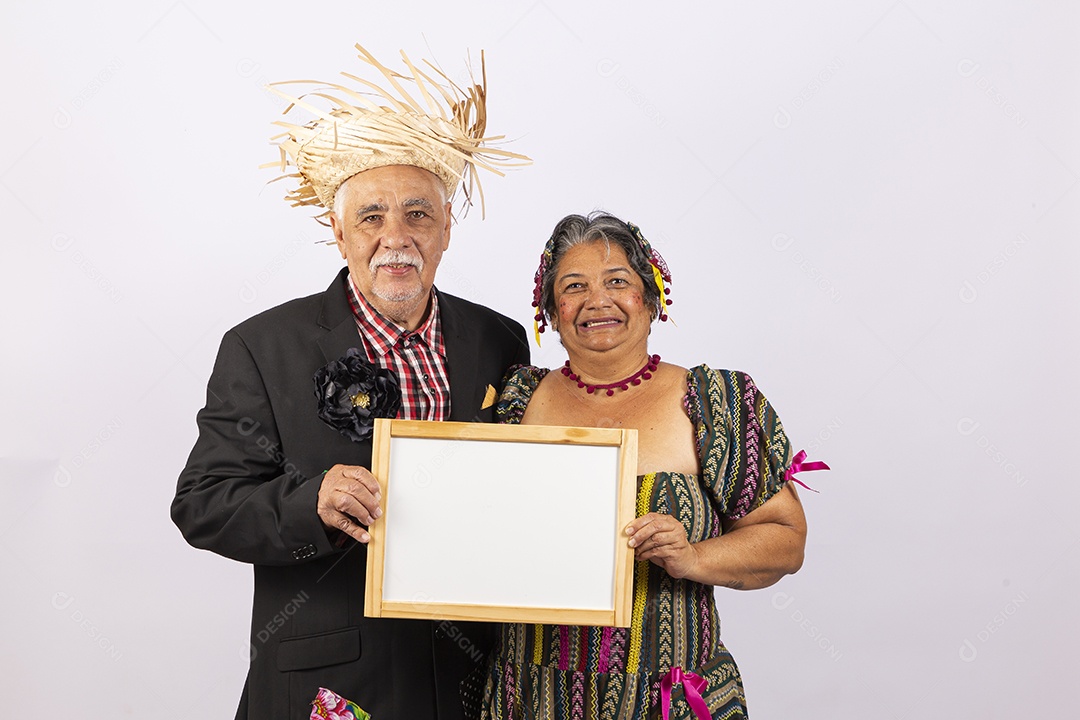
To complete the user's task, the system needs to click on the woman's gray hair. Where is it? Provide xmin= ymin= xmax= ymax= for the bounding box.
xmin=538 ymin=212 xmax=661 ymax=325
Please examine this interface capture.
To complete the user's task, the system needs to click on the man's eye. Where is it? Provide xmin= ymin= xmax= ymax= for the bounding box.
xmin=360 ymin=215 xmax=380 ymax=223
xmin=408 ymin=210 xmax=428 ymax=219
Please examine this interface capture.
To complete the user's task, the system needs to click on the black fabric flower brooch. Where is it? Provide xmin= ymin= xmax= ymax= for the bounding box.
xmin=313 ymin=348 xmax=402 ymax=442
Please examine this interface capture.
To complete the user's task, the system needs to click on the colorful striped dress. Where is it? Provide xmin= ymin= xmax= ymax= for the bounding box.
xmin=477 ymin=365 xmax=793 ymax=720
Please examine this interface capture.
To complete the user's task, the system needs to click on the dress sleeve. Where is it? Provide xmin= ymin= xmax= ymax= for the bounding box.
xmin=494 ymin=365 xmax=547 ymax=425
xmin=689 ymin=366 xmax=793 ymax=522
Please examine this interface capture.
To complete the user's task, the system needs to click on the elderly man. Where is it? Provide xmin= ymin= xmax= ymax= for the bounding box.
xmin=172 ymin=45 xmax=529 ymax=720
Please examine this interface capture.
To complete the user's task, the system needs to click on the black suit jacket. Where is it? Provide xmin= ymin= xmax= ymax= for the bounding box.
xmin=172 ymin=268 xmax=529 ymax=719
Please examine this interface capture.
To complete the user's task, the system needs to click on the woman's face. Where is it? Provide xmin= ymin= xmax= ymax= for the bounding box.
xmin=551 ymin=240 xmax=652 ymax=357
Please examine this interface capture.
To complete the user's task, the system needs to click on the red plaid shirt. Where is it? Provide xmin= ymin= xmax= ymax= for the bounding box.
xmin=346 ymin=275 xmax=450 ymax=421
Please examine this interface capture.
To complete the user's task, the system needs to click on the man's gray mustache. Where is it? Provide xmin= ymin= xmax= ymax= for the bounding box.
xmin=370 ymin=251 xmax=423 ymax=271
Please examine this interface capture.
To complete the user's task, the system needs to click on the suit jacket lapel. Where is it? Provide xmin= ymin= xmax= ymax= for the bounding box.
xmin=317 ymin=276 xmax=484 ymax=421
xmin=439 ymin=291 xmax=482 ymax=422
xmin=316 ymin=267 xmax=363 ymax=363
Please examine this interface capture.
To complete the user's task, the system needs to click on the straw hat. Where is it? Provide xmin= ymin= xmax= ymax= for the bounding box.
xmin=265 ymin=43 xmax=530 ymax=220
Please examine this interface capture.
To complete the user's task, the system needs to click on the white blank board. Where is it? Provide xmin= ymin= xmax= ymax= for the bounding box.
xmin=383 ymin=436 xmax=618 ymax=609
xmin=365 ymin=419 xmax=638 ymax=625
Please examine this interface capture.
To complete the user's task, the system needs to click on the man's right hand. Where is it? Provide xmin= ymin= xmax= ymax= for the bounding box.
xmin=317 ymin=465 xmax=382 ymax=544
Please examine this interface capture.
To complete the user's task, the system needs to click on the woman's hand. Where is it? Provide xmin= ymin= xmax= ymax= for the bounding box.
xmin=625 ymin=512 xmax=699 ymax=580
xmin=628 ymin=485 xmax=806 ymax=590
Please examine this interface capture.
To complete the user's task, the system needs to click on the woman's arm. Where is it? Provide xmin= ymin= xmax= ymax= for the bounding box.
xmin=625 ymin=483 xmax=807 ymax=590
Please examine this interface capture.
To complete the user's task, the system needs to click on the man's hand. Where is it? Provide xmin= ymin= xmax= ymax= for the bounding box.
xmin=317 ymin=465 xmax=383 ymax=544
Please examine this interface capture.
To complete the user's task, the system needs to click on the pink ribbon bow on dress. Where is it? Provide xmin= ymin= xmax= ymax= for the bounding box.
xmin=784 ymin=449 xmax=829 ymax=493
xmin=661 ymin=666 xmax=711 ymax=720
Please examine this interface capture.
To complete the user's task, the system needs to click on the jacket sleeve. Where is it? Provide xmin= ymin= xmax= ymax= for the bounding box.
xmin=511 ymin=323 xmax=531 ymax=369
xmin=171 ymin=329 xmax=338 ymax=565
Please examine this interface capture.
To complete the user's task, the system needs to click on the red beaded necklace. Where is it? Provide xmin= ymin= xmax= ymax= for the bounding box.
xmin=561 ymin=354 xmax=661 ymax=396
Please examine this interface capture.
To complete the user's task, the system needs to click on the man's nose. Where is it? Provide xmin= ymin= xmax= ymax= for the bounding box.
xmin=380 ymin=214 xmax=413 ymax=247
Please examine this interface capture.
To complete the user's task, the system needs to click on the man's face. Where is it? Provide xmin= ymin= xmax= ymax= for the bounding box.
xmin=330 ymin=165 xmax=452 ymax=330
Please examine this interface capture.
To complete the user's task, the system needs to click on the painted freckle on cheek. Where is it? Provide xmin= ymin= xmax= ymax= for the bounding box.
xmin=558 ymin=300 xmax=573 ymax=319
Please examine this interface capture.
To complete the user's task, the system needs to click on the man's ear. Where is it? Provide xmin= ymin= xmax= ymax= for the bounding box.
xmin=329 ymin=213 xmax=347 ymax=260
xmin=441 ymin=201 xmax=452 ymax=251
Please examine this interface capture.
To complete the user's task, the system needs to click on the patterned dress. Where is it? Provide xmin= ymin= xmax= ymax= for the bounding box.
xmin=477 ymin=365 xmax=793 ymax=720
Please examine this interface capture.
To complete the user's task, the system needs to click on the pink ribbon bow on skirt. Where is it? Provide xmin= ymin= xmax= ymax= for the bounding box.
xmin=661 ymin=666 xmax=711 ymax=720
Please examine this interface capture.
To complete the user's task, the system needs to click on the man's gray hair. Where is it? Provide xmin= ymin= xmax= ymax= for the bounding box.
xmin=332 ymin=171 xmax=449 ymax=225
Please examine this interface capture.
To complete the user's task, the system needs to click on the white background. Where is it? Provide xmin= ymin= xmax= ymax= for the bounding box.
xmin=2 ymin=1 xmax=1077 ymax=718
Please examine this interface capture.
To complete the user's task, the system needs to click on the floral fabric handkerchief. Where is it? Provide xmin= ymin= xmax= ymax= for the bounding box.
xmin=310 ymin=687 xmax=371 ymax=720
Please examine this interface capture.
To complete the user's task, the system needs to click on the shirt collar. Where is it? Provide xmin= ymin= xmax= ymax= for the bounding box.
xmin=346 ymin=273 xmax=444 ymax=358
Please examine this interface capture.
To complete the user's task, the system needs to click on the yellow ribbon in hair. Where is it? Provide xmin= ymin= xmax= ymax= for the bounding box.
xmin=533 ymin=317 xmax=542 ymax=347
xmin=648 ymin=262 xmax=673 ymax=323
xmin=650 ymin=263 xmax=670 ymax=320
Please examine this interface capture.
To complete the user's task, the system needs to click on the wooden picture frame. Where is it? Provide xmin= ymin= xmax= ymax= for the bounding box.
xmin=364 ymin=419 xmax=638 ymax=627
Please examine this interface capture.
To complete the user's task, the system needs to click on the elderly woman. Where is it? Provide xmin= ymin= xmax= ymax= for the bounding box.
xmin=478 ymin=212 xmax=818 ymax=720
